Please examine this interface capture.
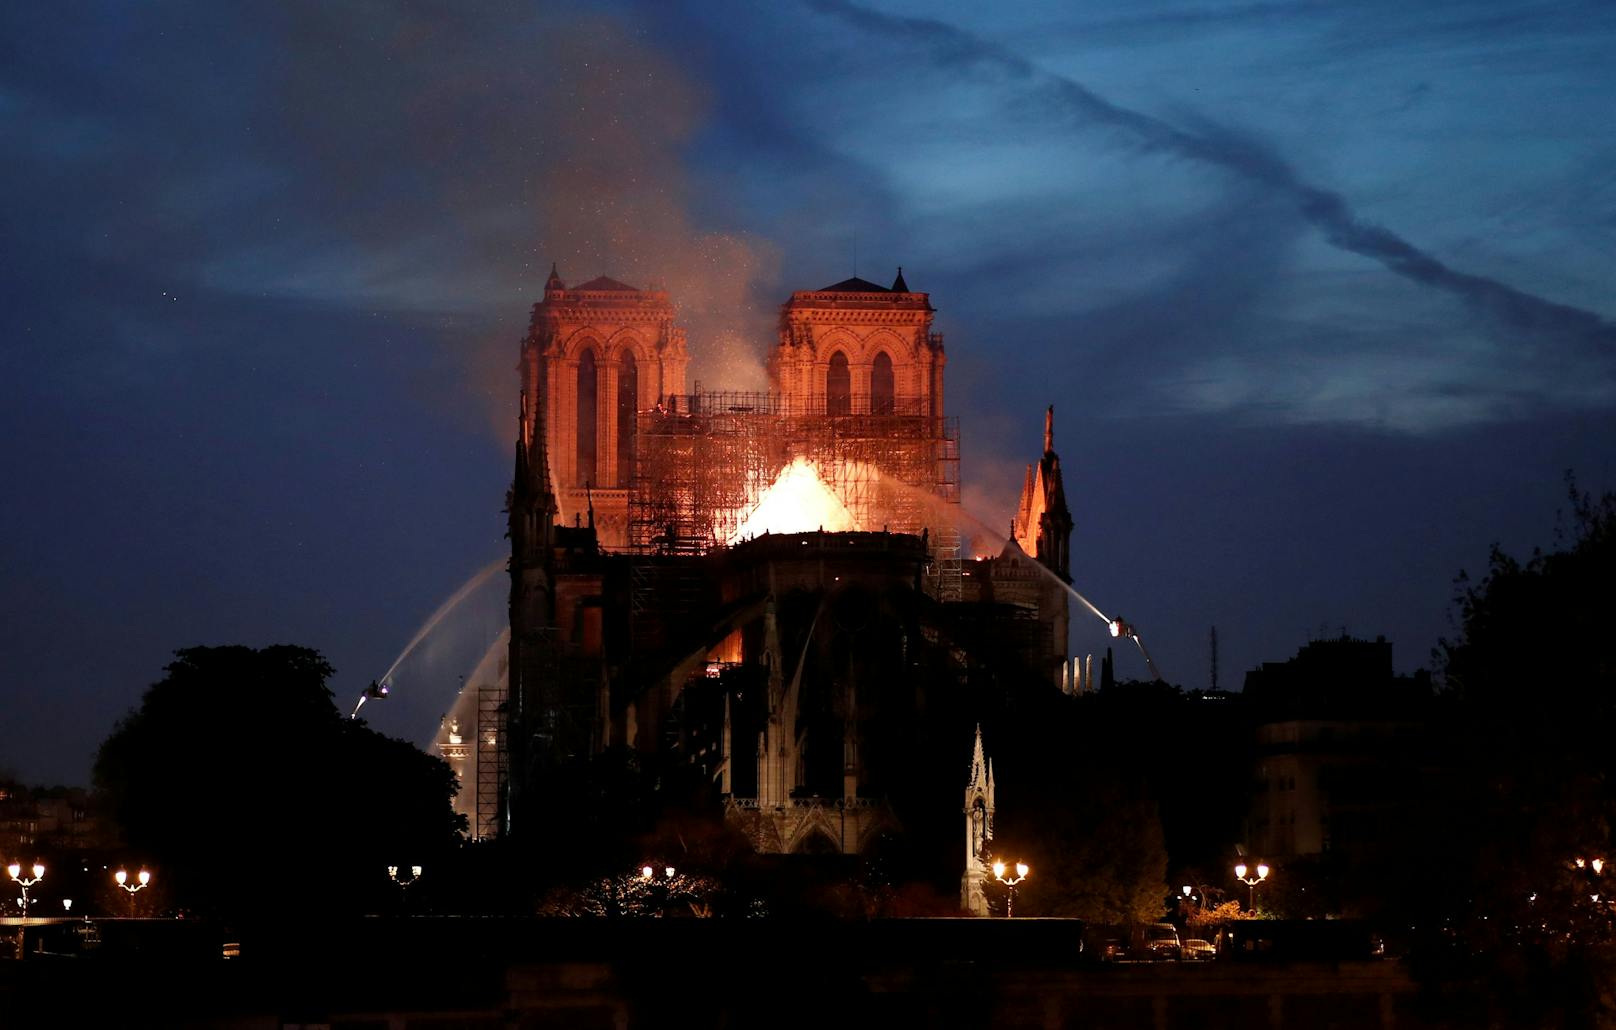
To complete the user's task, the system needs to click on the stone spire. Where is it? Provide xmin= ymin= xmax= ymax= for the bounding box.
xmin=1012 ymin=405 xmax=1073 ymax=580
xmin=961 ymin=724 xmax=996 ymax=915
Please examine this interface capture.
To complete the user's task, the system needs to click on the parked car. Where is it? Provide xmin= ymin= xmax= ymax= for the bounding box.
xmin=1182 ymin=938 xmax=1216 ymax=961
xmin=1144 ymin=922 xmax=1181 ymax=960
xmin=1098 ymin=938 xmax=1127 ymax=962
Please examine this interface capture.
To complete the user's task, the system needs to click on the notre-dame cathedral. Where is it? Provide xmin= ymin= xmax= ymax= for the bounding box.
xmin=446 ymin=267 xmax=1075 ymax=888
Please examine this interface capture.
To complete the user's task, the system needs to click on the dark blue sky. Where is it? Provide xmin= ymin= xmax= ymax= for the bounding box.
xmin=4 ymin=1 xmax=1614 ymax=785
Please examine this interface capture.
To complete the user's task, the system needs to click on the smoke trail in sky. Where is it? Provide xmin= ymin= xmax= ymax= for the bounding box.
xmin=806 ymin=0 xmax=1616 ymax=353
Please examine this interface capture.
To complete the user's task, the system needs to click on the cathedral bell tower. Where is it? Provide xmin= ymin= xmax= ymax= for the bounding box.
xmin=769 ymin=268 xmax=945 ymax=417
xmin=522 ymin=266 xmax=689 ymax=549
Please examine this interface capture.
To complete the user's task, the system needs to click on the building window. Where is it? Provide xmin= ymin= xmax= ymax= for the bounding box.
xmin=871 ymin=351 xmax=894 ymax=414
xmin=617 ymin=350 xmax=638 ymax=488
xmin=827 ymin=351 xmax=850 ymax=415
xmin=577 ymin=349 xmax=598 ymax=486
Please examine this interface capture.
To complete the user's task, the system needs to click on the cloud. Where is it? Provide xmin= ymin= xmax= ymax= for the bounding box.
xmin=804 ymin=0 xmax=1616 ymax=378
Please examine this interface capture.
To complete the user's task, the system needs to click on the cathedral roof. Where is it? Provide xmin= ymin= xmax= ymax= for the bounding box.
xmin=891 ymin=267 xmax=909 ymax=292
xmin=818 ymin=276 xmax=891 ymax=293
xmin=573 ymin=275 xmax=641 ymax=292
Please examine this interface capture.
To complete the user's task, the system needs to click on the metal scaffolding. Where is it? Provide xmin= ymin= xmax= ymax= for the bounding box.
xmin=627 ymin=389 xmax=960 ymax=593
xmin=475 ymin=677 xmax=507 ymax=840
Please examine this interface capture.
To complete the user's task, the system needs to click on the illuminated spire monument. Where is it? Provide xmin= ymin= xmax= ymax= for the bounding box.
xmin=494 ymin=267 xmax=1071 ymax=874
xmin=961 ymin=724 xmax=996 ymax=916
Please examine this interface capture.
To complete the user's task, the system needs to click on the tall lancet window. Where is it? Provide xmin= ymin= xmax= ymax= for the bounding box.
xmin=576 ymin=349 xmax=598 ymax=487
xmin=616 ymin=350 xmax=638 ymax=488
xmin=827 ymin=351 xmax=851 ymax=415
xmin=871 ymin=351 xmax=895 ymax=415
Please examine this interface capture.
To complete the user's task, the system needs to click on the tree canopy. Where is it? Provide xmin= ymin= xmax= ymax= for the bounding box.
xmin=1405 ymin=482 xmax=1616 ymax=1023
xmin=94 ymin=645 xmax=465 ymax=919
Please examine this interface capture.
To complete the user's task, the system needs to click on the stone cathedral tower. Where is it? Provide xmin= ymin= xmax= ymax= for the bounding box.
xmin=769 ymin=269 xmax=946 ymax=417
xmin=522 ymin=267 xmax=689 ymax=549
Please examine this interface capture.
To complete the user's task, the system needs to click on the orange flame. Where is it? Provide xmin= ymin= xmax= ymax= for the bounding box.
xmin=729 ymin=458 xmax=855 ymax=543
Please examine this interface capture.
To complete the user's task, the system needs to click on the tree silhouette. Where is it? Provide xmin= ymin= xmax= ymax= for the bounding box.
xmin=94 ymin=645 xmax=465 ymax=920
xmin=1410 ymin=480 xmax=1616 ymax=1024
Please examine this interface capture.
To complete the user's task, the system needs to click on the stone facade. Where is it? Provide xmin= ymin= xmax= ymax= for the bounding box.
xmin=769 ymin=271 xmax=946 ymax=417
xmin=523 ymin=267 xmax=689 ymax=549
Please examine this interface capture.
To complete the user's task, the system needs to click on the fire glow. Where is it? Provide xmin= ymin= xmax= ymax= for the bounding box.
xmin=728 ymin=458 xmax=856 ymax=543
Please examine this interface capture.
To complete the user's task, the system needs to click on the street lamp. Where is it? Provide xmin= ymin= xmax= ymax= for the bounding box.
xmin=8 ymin=862 xmax=44 ymax=960
xmin=1234 ymin=861 xmax=1269 ymax=912
xmin=991 ymin=860 xmax=1030 ymax=918
xmin=8 ymin=862 xmax=44 ymax=919
xmin=386 ymin=865 xmax=423 ymax=915
xmin=1575 ymin=856 xmax=1606 ymax=905
xmin=114 ymin=868 xmax=152 ymax=917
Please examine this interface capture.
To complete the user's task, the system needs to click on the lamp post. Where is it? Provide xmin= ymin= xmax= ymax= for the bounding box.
xmin=8 ymin=862 xmax=44 ymax=960
xmin=387 ymin=864 xmax=423 ymax=915
xmin=114 ymin=868 xmax=151 ymax=917
xmin=991 ymin=860 xmax=1030 ymax=918
xmin=638 ymin=864 xmax=678 ymax=917
xmin=1575 ymin=856 xmax=1606 ymax=905
xmin=8 ymin=862 xmax=44 ymax=920
xmin=1234 ymin=861 xmax=1269 ymax=912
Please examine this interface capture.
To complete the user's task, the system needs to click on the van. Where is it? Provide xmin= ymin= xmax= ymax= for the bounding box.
xmin=1144 ymin=922 xmax=1181 ymax=960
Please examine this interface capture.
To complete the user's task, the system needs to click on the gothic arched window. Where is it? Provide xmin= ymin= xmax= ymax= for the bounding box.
xmin=827 ymin=351 xmax=851 ymax=415
xmin=576 ymin=349 xmax=597 ymax=487
xmin=616 ymin=350 xmax=638 ymax=488
xmin=871 ymin=351 xmax=895 ymax=415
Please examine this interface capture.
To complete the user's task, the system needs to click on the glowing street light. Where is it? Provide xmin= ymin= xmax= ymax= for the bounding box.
xmin=387 ymin=865 xmax=423 ymax=888
xmin=114 ymin=868 xmax=152 ymax=917
xmin=991 ymin=860 xmax=1030 ymax=918
xmin=114 ymin=868 xmax=151 ymax=891
xmin=1234 ymin=861 xmax=1270 ymax=911
xmin=8 ymin=862 xmax=45 ymax=919
xmin=8 ymin=862 xmax=44 ymax=960
xmin=1575 ymin=857 xmax=1607 ymax=906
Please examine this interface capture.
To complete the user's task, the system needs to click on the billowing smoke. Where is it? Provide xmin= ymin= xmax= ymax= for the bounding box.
xmin=258 ymin=3 xmax=779 ymax=435
xmin=526 ymin=27 xmax=781 ymax=386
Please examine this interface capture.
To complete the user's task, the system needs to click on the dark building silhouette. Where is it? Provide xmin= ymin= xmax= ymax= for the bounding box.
xmin=1243 ymin=635 xmax=1432 ymax=861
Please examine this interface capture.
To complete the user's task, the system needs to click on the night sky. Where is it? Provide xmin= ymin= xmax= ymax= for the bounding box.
xmin=5 ymin=1 xmax=1613 ymax=786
